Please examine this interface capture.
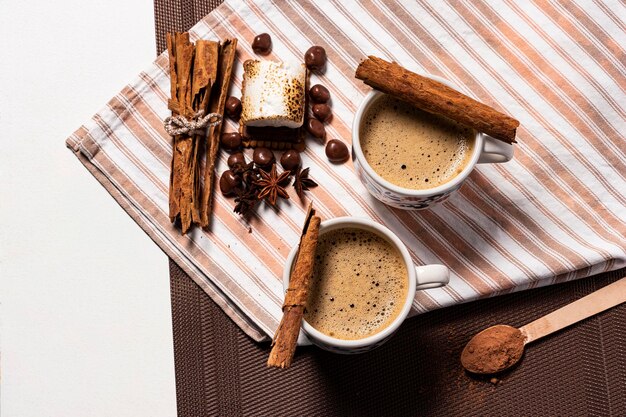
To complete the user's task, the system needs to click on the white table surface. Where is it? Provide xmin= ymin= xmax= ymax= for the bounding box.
xmin=0 ymin=1 xmax=177 ymax=416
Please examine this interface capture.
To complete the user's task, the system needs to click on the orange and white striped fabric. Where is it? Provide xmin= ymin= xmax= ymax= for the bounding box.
xmin=67 ymin=0 xmax=626 ymax=343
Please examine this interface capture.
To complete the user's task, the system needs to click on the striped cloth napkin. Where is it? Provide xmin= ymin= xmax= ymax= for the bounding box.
xmin=66 ymin=0 xmax=626 ymax=343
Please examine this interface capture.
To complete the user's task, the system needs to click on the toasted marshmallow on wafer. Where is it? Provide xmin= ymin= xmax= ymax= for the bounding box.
xmin=241 ymin=59 xmax=307 ymax=128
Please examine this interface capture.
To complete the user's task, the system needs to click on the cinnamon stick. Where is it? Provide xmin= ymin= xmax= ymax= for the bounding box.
xmin=166 ymin=34 xmax=179 ymax=220
xmin=268 ymin=204 xmax=321 ymax=368
xmin=190 ymin=40 xmax=219 ymax=225
xmin=355 ymin=56 xmax=519 ymax=144
xmin=200 ymin=38 xmax=238 ymax=228
xmin=167 ymin=32 xmax=196 ymax=232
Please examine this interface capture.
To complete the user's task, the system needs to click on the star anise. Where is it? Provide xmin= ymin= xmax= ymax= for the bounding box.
xmin=255 ymin=164 xmax=291 ymax=206
xmin=293 ymin=167 xmax=318 ymax=199
xmin=233 ymin=186 xmax=259 ymax=215
xmin=229 ymin=162 xmax=261 ymax=216
xmin=231 ymin=161 xmax=255 ymax=177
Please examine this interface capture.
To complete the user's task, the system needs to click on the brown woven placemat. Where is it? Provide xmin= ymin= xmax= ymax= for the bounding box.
xmin=155 ymin=2 xmax=626 ymax=415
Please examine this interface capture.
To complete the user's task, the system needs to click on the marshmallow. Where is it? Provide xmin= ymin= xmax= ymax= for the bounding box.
xmin=241 ymin=60 xmax=306 ymax=128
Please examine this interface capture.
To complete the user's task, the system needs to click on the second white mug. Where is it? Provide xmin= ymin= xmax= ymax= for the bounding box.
xmin=283 ymin=217 xmax=449 ymax=354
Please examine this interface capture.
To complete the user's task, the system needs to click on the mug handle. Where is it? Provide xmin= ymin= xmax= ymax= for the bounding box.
xmin=414 ymin=264 xmax=449 ymax=290
xmin=478 ymin=134 xmax=514 ymax=164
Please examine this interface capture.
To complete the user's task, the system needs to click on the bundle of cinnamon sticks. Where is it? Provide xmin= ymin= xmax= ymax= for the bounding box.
xmin=166 ymin=32 xmax=237 ymax=233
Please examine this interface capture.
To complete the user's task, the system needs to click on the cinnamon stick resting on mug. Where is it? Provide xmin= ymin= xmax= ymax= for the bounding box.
xmin=355 ymin=56 xmax=519 ymax=144
xmin=268 ymin=204 xmax=321 ymax=368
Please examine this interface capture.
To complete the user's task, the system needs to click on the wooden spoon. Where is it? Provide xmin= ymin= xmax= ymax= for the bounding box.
xmin=461 ymin=277 xmax=626 ymax=374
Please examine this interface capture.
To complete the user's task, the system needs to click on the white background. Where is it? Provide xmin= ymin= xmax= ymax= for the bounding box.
xmin=0 ymin=1 xmax=177 ymax=416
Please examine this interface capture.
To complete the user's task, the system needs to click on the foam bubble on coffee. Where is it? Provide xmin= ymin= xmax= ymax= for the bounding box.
xmin=304 ymin=228 xmax=408 ymax=340
xmin=360 ymin=95 xmax=475 ymax=190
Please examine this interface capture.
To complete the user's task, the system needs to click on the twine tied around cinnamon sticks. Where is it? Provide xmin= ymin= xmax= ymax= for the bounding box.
xmin=163 ymin=110 xmax=222 ymax=137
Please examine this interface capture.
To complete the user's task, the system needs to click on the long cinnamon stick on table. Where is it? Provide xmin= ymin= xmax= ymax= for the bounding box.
xmin=268 ymin=204 xmax=321 ymax=368
xmin=355 ymin=56 xmax=520 ymax=144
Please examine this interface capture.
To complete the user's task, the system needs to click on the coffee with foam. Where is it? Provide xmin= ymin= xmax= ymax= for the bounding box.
xmin=304 ymin=227 xmax=408 ymax=340
xmin=360 ymin=94 xmax=475 ymax=190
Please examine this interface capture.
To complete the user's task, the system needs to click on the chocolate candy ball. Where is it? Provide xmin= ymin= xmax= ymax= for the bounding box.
xmin=252 ymin=33 xmax=272 ymax=55
xmin=227 ymin=152 xmax=246 ymax=169
xmin=312 ymin=103 xmax=332 ymax=122
xmin=225 ymin=96 xmax=242 ymax=118
xmin=280 ymin=149 xmax=301 ymax=172
xmin=253 ymin=147 xmax=275 ymax=169
xmin=309 ymin=84 xmax=330 ymax=103
xmin=219 ymin=170 xmax=241 ymax=195
xmin=220 ymin=132 xmax=242 ymax=151
xmin=306 ymin=118 xmax=326 ymax=140
xmin=325 ymin=139 xmax=349 ymax=163
xmin=304 ymin=45 xmax=327 ymax=71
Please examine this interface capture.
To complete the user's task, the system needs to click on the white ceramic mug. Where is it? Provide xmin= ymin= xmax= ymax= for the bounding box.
xmin=352 ymin=75 xmax=514 ymax=210
xmin=282 ymin=217 xmax=449 ymax=354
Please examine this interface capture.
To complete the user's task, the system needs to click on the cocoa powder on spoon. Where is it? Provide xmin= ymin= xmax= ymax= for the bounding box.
xmin=461 ymin=325 xmax=525 ymax=374
xmin=462 ymin=278 xmax=626 ymax=375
